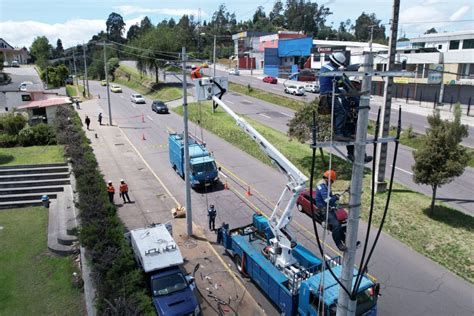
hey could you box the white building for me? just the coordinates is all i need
[0,38,30,64]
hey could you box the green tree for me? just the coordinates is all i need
[107,57,120,81]
[106,12,126,43]
[269,1,285,28]
[287,99,331,143]
[126,24,140,41]
[30,36,53,69]
[41,64,69,87]
[55,38,64,58]
[354,12,386,44]
[424,27,437,34]
[412,106,469,214]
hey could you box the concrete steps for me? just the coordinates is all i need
[0,172,70,182]
[0,166,69,175]
[0,179,71,188]
[0,193,58,202]
[0,185,65,196]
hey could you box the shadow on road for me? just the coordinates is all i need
[423,205,474,231]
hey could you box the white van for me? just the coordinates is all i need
[284,85,305,96]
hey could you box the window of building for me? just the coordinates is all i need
[449,40,460,50]
[462,39,474,49]
[423,65,430,78]
[406,64,416,72]
[313,54,321,62]
[21,95,32,101]
[32,108,46,116]
[416,64,424,78]
[412,42,425,49]
[437,44,443,50]
[459,63,474,79]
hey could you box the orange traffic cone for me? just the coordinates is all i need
[142,133,146,140]
[246,186,252,196]
[224,181,229,190]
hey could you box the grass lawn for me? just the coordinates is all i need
[114,65,182,102]
[0,207,84,314]
[0,145,65,166]
[174,102,474,283]
[66,85,76,97]
[228,82,306,111]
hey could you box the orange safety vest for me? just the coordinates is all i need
[119,183,128,193]
[107,184,115,193]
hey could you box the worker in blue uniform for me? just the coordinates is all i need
[319,52,372,163]
[315,170,346,251]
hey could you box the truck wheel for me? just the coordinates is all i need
[234,255,243,274]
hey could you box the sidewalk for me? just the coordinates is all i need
[76,99,264,316]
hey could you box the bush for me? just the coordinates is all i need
[0,113,27,135]
[0,133,18,147]
[18,124,56,146]
[54,106,152,314]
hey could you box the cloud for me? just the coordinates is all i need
[0,17,143,49]
[449,5,471,21]
[113,5,205,17]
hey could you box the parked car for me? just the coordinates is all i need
[110,84,122,93]
[284,85,305,96]
[304,83,320,93]
[100,80,107,86]
[3,61,10,67]
[130,94,146,104]
[65,76,74,85]
[228,68,240,76]
[262,76,278,84]
[11,60,19,67]
[18,81,33,91]
[296,189,317,216]
[151,100,169,114]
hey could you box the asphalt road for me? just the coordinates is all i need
[87,80,473,316]
[0,65,43,92]
[202,66,474,148]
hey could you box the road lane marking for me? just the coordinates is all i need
[259,113,271,119]
[279,112,292,118]
[146,115,154,121]
[226,100,234,104]
[391,165,413,175]
[118,128,250,292]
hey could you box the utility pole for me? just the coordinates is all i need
[438,52,445,105]
[82,42,89,98]
[374,0,400,193]
[72,47,78,86]
[336,52,373,316]
[182,47,193,237]
[212,35,217,113]
[99,40,113,126]
[250,37,253,76]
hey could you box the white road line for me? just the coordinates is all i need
[244,99,253,104]
[259,113,271,119]
[219,171,228,178]
[226,100,234,104]
[146,115,154,121]
[391,165,413,175]
[279,112,292,118]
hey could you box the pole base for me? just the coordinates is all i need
[375,181,387,193]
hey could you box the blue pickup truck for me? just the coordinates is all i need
[168,133,219,188]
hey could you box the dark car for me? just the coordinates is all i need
[262,76,278,84]
[65,76,74,85]
[152,100,169,114]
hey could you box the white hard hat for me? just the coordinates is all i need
[120,179,124,182]
[329,52,346,67]
[108,180,112,184]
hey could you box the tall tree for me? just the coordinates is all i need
[127,24,140,41]
[354,12,386,43]
[269,1,285,28]
[30,36,53,69]
[140,16,153,32]
[424,27,438,34]
[55,38,64,58]
[284,0,332,36]
[412,106,469,214]
[106,12,126,43]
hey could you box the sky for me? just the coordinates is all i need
[0,0,473,49]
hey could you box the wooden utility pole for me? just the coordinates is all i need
[374,0,400,193]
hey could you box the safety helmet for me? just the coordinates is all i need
[191,64,197,69]
[210,204,214,208]
[329,52,346,68]
[120,179,124,182]
[108,180,112,184]
[323,170,337,182]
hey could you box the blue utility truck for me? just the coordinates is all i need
[127,224,201,315]
[219,214,379,315]
[168,133,219,188]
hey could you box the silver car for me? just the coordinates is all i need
[130,94,145,103]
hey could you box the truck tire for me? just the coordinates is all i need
[234,255,243,274]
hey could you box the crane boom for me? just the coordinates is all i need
[212,95,309,269]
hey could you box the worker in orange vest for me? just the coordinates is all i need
[191,65,203,79]
[119,179,132,203]
[107,181,115,203]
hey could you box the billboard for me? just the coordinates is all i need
[428,64,443,84]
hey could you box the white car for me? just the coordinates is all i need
[284,85,305,96]
[304,83,320,93]
[228,68,240,76]
[130,94,146,104]
[11,60,19,67]
[18,81,33,91]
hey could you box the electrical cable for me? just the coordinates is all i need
[351,107,381,299]
[354,106,402,293]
